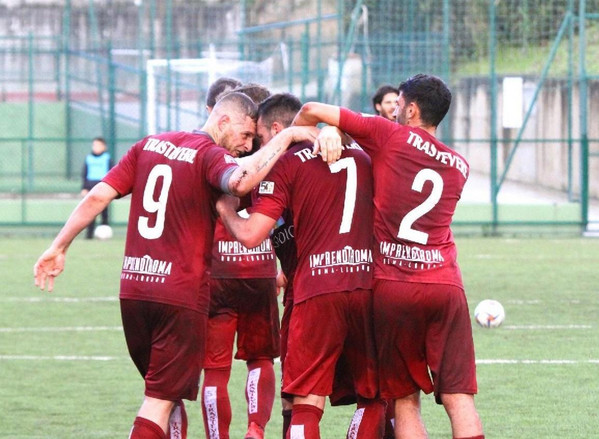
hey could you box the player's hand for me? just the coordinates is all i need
[313,125,343,165]
[33,247,66,292]
[283,126,320,145]
[275,270,287,297]
[216,194,241,216]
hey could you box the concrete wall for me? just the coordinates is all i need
[452,77,598,199]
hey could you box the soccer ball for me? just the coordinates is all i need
[93,224,113,240]
[474,299,505,328]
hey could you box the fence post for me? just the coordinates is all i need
[64,0,73,179]
[579,0,589,229]
[489,0,499,234]
[301,27,309,102]
[107,42,116,160]
[27,32,35,192]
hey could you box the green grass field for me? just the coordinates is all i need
[1,236,599,438]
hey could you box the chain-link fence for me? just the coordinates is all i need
[0,0,597,233]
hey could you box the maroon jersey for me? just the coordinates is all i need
[102,131,238,313]
[270,208,297,305]
[252,141,374,304]
[210,187,277,279]
[339,108,469,288]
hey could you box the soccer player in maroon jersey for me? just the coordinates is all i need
[216,135,385,438]
[256,94,387,439]
[292,73,485,439]
[201,84,281,439]
[32,92,319,439]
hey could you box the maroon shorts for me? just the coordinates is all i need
[282,290,378,400]
[280,300,356,405]
[204,277,280,369]
[120,299,207,401]
[373,280,478,403]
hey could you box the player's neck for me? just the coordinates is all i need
[407,120,436,137]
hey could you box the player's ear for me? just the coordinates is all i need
[217,114,231,132]
[271,121,284,136]
[407,101,418,121]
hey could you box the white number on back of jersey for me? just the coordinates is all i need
[138,164,173,239]
[329,157,357,234]
[397,168,443,245]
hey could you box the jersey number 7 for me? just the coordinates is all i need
[329,157,357,234]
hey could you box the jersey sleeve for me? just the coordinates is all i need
[251,154,292,222]
[201,144,239,193]
[102,140,141,196]
[338,108,393,158]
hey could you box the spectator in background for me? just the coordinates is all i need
[81,136,113,239]
[371,85,398,121]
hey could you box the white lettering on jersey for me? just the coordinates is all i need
[121,254,173,283]
[406,131,468,179]
[309,245,372,276]
[217,239,274,263]
[142,138,198,164]
[379,241,445,270]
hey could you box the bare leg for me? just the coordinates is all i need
[440,393,483,438]
[137,396,176,434]
[394,392,427,439]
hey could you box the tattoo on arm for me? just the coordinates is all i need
[257,149,279,172]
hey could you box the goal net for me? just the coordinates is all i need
[146,53,273,134]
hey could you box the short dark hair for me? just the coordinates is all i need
[231,82,271,104]
[213,91,258,122]
[206,77,242,108]
[258,93,302,129]
[371,84,398,112]
[93,136,106,144]
[398,74,451,127]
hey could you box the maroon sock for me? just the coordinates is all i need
[166,400,187,439]
[346,397,386,439]
[287,404,323,439]
[201,368,232,439]
[282,408,292,439]
[246,359,276,429]
[383,399,395,439]
[130,417,166,439]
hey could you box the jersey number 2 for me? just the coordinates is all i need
[397,168,443,245]
[138,164,173,239]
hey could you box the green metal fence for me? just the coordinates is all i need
[0,0,597,234]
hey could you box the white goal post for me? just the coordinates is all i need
[146,55,273,134]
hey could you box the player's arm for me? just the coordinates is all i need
[225,125,319,196]
[216,194,276,249]
[275,270,287,297]
[33,182,119,292]
[292,102,346,163]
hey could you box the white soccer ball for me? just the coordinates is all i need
[93,224,113,240]
[474,299,505,328]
